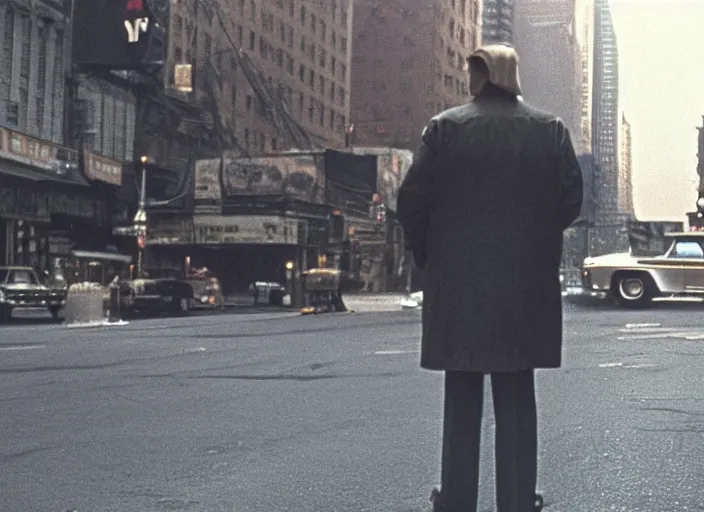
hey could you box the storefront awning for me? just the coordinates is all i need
[0,160,90,187]
[71,250,132,263]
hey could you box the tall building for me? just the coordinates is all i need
[166,0,354,155]
[591,0,625,253]
[513,0,582,152]
[482,0,516,44]
[349,0,482,150]
[619,113,634,214]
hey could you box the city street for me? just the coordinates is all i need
[1,305,704,512]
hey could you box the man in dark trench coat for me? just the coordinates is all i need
[397,44,583,511]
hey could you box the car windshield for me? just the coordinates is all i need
[9,270,37,284]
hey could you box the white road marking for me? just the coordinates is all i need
[0,345,45,352]
[599,362,656,369]
[625,323,661,329]
[373,350,418,355]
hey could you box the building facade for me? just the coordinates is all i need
[349,0,482,150]
[619,112,633,214]
[165,0,353,156]
[514,0,582,152]
[0,0,115,269]
[482,0,516,44]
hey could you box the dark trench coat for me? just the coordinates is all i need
[397,96,583,373]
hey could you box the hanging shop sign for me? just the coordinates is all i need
[193,215,299,245]
[83,147,123,186]
[0,127,77,175]
[147,217,193,245]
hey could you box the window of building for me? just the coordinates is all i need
[311,14,316,33]
[308,69,314,88]
[244,128,250,146]
[319,105,325,127]
[340,64,346,81]
[300,5,306,24]
[308,97,315,122]
[250,0,256,22]
[280,21,286,42]
[299,64,305,81]
[329,109,335,129]
[288,0,294,17]
[249,30,256,51]
[300,35,306,53]
[286,55,294,74]
[299,92,304,113]
[320,21,326,41]
[246,94,253,111]
[319,48,327,67]
[341,37,347,54]
[287,26,294,48]
[272,137,278,150]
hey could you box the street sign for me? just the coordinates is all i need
[137,233,146,249]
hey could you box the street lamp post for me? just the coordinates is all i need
[134,155,148,277]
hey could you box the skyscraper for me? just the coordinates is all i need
[482,0,516,44]
[349,0,482,150]
[592,0,625,252]
[619,113,634,214]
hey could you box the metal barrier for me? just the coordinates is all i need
[64,282,106,325]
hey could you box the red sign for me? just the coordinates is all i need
[126,0,144,11]
[137,233,146,249]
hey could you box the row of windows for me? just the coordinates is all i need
[238,27,347,86]
[257,6,348,58]
[1,7,64,144]
[271,0,349,28]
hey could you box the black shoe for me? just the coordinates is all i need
[429,487,446,511]
[534,493,544,510]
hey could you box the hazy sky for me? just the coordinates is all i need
[611,0,704,221]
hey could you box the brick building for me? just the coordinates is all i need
[349,0,482,150]
[166,0,353,155]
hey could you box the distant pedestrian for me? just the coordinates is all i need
[397,44,583,511]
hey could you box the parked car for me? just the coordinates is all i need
[0,266,67,321]
[117,267,194,317]
[581,231,704,308]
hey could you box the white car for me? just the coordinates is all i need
[581,231,704,308]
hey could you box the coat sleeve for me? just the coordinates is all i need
[397,120,443,270]
[555,121,584,231]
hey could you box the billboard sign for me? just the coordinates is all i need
[222,155,325,203]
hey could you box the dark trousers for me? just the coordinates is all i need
[440,370,538,511]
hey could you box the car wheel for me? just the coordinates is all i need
[614,273,653,308]
[172,297,190,316]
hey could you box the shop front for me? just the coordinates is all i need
[0,127,110,271]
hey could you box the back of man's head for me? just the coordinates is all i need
[468,44,521,97]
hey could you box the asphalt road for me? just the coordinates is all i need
[1,305,704,512]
